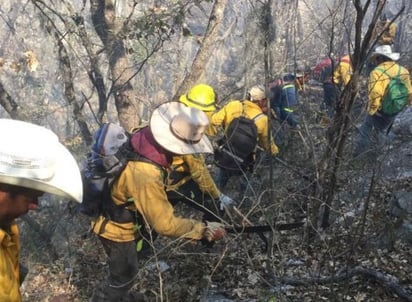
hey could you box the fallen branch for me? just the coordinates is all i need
[273,157,312,181]
[270,266,412,301]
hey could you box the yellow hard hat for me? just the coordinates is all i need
[179,84,216,112]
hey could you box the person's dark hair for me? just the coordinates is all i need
[0,183,35,199]
[375,54,391,64]
[283,74,296,82]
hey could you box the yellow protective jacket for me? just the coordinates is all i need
[333,55,352,86]
[368,61,412,115]
[167,154,220,199]
[375,20,397,45]
[92,161,206,242]
[211,100,279,156]
[0,223,21,302]
[204,111,217,137]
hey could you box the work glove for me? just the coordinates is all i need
[219,193,236,212]
[271,143,279,157]
[203,221,227,242]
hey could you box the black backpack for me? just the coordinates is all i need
[78,123,140,218]
[214,103,264,172]
[79,123,160,252]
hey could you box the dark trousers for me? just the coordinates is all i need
[216,167,251,195]
[91,238,139,301]
[355,112,395,155]
[272,106,298,147]
[322,82,338,117]
[279,107,298,128]
[166,179,222,222]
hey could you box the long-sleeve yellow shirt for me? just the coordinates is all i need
[375,20,397,45]
[0,223,21,302]
[92,161,205,242]
[204,111,217,137]
[211,100,279,155]
[368,61,412,115]
[333,55,352,86]
[167,154,220,199]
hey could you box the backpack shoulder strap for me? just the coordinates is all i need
[252,112,265,121]
[375,65,401,80]
[396,65,402,77]
[133,154,165,173]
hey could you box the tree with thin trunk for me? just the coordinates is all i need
[172,0,228,100]
[0,81,28,121]
[310,0,405,231]
[90,0,139,131]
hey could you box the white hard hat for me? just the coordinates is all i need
[248,85,266,101]
[0,119,83,203]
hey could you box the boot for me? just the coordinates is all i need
[90,281,128,302]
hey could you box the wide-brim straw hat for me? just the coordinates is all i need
[371,45,400,61]
[0,119,83,203]
[150,102,213,155]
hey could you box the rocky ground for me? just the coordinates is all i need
[18,83,412,302]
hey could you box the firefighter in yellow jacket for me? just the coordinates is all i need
[354,45,412,156]
[211,85,279,189]
[329,54,353,116]
[367,13,398,75]
[374,13,397,47]
[166,84,236,222]
[0,119,83,302]
[91,102,227,302]
[333,54,352,87]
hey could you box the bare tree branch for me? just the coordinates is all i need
[271,266,412,302]
[0,81,27,120]
[172,0,228,100]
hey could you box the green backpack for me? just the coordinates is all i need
[376,66,409,115]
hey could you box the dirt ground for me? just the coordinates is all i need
[18,84,412,302]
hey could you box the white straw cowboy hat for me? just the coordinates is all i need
[0,119,83,203]
[150,101,213,154]
[371,45,400,61]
